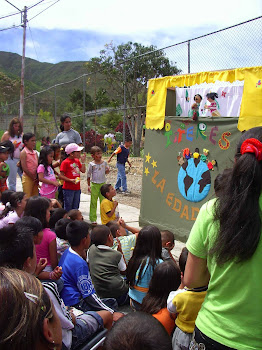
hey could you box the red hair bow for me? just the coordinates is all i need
[240,138,262,161]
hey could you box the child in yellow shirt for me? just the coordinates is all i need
[100,184,118,225]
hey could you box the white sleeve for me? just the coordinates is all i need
[167,289,185,313]
[86,163,92,179]
[118,255,126,271]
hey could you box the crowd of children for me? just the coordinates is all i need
[0,127,261,350]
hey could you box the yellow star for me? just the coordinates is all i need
[145,153,151,163]
[151,160,157,168]
[144,167,150,176]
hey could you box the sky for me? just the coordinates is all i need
[0,0,262,67]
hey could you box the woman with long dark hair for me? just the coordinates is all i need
[1,117,23,191]
[126,225,163,310]
[55,114,82,146]
[184,126,262,349]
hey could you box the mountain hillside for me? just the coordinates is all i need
[0,51,106,114]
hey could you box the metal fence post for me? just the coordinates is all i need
[188,40,190,74]
[123,66,126,143]
[83,76,86,149]
[34,95,36,135]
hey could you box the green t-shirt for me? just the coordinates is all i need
[186,197,262,350]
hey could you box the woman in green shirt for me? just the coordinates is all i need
[185,127,262,350]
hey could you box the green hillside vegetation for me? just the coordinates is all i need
[0,51,108,115]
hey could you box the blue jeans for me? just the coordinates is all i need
[63,189,81,211]
[71,311,104,350]
[115,162,127,192]
[6,157,22,191]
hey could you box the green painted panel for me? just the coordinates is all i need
[139,117,240,242]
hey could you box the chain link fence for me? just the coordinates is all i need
[0,16,261,139]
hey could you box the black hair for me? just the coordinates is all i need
[161,230,174,244]
[1,190,15,205]
[106,221,119,238]
[0,140,15,160]
[0,225,34,269]
[60,114,71,132]
[14,216,43,237]
[49,208,67,230]
[211,127,262,264]
[125,136,132,143]
[23,132,35,144]
[67,209,81,220]
[179,247,188,274]
[38,146,54,175]
[213,169,231,197]
[206,92,218,100]
[141,261,181,315]
[194,94,202,101]
[91,225,111,246]
[55,218,71,240]
[24,196,51,228]
[66,220,91,246]
[126,226,162,287]
[100,183,112,198]
[50,143,61,159]
[104,312,172,350]
[0,191,25,219]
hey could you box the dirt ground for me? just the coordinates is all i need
[81,155,143,209]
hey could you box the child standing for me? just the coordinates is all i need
[0,141,14,193]
[59,143,86,212]
[20,133,39,198]
[108,138,132,194]
[167,247,207,350]
[100,184,118,225]
[37,146,59,199]
[87,146,109,224]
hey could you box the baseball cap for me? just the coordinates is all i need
[65,143,84,154]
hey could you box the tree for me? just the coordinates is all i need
[70,88,94,111]
[88,42,181,156]
[0,72,20,114]
[38,109,53,136]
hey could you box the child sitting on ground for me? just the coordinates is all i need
[104,312,172,350]
[100,183,118,225]
[127,225,164,310]
[161,230,176,262]
[167,247,208,350]
[0,224,113,350]
[87,225,128,306]
[55,218,71,259]
[68,209,83,221]
[49,208,68,231]
[107,219,139,264]
[141,260,181,335]
[59,220,123,321]
[87,146,109,224]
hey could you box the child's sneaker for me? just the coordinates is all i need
[116,188,122,193]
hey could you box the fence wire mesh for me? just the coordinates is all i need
[0,16,261,138]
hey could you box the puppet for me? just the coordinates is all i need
[204,92,221,117]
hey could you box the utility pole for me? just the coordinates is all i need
[20,6,27,127]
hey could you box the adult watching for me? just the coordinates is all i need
[184,126,262,350]
[55,114,82,146]
[1,117,23,191]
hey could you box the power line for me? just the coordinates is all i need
[28,22,39,61]
[0,24,22,31]
[28,0,60,22]
[5,0,21,12]
[0,10,21,20]
[27,0,46,10]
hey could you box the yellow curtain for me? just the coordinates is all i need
[146,66,262,131]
